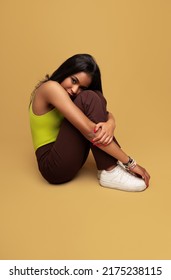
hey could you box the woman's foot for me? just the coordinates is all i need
[98,164,146,192]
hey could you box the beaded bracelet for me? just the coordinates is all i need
[124,157,137,170]
[119,157,137,171]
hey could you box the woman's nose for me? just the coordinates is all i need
[71,85,79,94]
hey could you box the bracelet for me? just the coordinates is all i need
[120,157,137,171]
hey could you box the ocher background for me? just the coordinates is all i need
[0,0,171,260]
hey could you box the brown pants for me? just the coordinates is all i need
[36,90,120,184]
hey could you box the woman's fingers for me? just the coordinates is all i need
[92,132,106,143]
[142,170,150,187]
[94,122,103,133]
[132,165,150,187]
[92,134,113,145]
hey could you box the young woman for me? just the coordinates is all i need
[29,54,150,191]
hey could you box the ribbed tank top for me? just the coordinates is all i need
[29,104,64,151]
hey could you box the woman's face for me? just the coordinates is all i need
[60,72,92,98]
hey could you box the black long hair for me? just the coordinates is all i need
[48,54,103,93]
[30,54,103,105]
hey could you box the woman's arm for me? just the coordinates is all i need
[93,112,116,145]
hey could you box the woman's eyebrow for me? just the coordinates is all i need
[73,75,79,83]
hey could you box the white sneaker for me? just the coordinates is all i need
[98,165,146,192]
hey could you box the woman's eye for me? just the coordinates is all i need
[71,77,77,84]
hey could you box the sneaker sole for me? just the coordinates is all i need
[99,179,146,192]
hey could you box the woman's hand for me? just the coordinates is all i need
[92,112,116,145]
[130,164,151,187]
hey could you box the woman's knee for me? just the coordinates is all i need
[74,90,107,122]
[75,90,102,104]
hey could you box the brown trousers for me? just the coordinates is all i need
[36,90,120,184]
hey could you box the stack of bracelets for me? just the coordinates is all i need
[119,156,137,171]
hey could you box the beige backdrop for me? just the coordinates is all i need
[0,0,171,260]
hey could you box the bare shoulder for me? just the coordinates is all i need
[35,80,63,102]
[43,80,68,99]
[38,80,61,94]
[32,81,62,114]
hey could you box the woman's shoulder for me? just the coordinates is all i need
[32,81,61,114]
[40,80,61,91]
[34,80,62,99]
[34,80,66,108]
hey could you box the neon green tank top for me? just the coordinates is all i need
[29,104,64,151]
